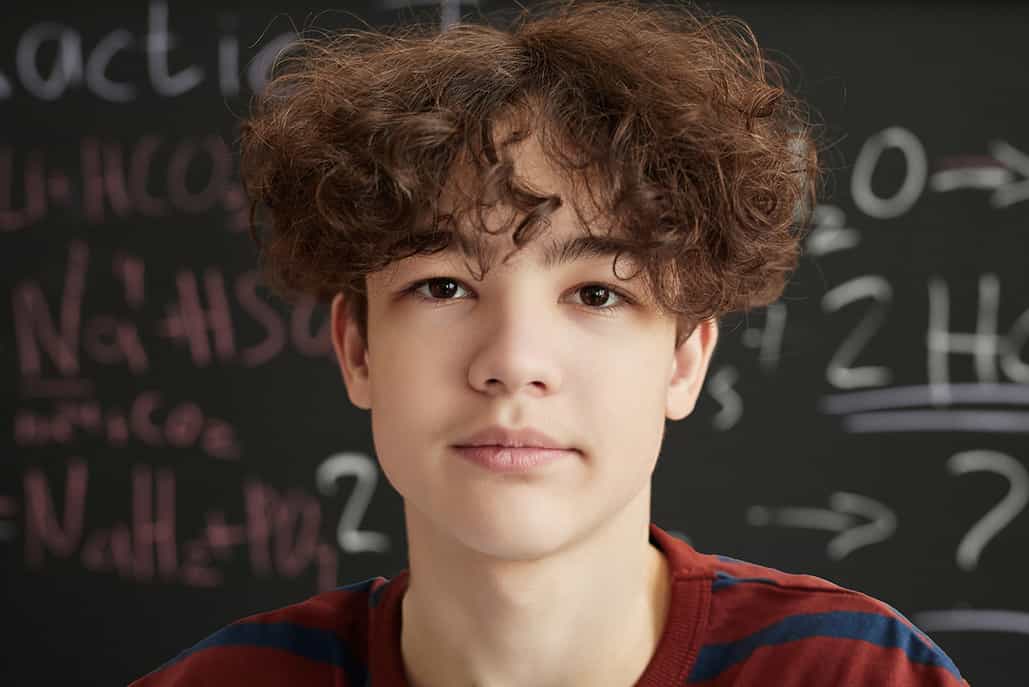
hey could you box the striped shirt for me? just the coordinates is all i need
[131,523,968,686]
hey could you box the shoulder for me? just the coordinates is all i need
[128,577,392,687]
[687,552,969,686]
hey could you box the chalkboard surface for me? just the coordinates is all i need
[2,2,1027,685]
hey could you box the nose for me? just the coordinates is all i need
[466,291,563,397]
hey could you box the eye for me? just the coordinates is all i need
[571,284,631,311]
[408,277,470,303]
[405,277,634,312]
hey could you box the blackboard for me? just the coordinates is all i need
[2,2,1026,685]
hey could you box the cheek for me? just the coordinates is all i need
[365,331,458,480]
[368,342,438,431]
[579,339,671,459]
[584,333,672,398]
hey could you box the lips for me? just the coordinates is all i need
[454,424,572,451]
[452,445,575,474]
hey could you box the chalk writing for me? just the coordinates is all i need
[0,136,248,231]
[14,392,241,459]
[11,241,333,385]
[947,450,1028,571]
[915,609,1029,636]
[706,365,743,431]
[746,491,896,560]
[745,449,1028,569]
[1,2,294,102]
[315,452,391,554]
[10,457,394,592]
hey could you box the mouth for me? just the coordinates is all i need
[452,445,577,473]
[455,424,572,452]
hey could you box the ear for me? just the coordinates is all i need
[330,292,372,410]
[666,318,719,421]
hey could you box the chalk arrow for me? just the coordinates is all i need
[929,141,1029,208]
[988,140,1029,207]
[746,491,896,560]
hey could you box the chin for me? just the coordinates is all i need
[449,515,573,561]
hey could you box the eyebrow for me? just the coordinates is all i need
[446,232,634,270]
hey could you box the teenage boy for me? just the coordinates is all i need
[132,1,968,685]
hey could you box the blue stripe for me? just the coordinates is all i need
[370,583,388,608]
[335,575,395,608]
[712,571,779,590]
[688,611,963,683]
[335,577,381,607]
[715,554,752,565]
[881,599,939,649]
[335,578,378,594]
[152,621,367,683]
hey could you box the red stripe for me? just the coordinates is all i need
[691,634,966,686]
[131,645,349,686]
[707,583,921,645]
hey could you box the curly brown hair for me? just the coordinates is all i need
[240,0,821,348]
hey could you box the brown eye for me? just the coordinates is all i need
[411,277,468,302]
[571,284,633,312]
[579,285,614,308]
[426,278,460,299]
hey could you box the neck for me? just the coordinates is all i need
[399,494,672,687]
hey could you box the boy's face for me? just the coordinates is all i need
[330,131,718,560]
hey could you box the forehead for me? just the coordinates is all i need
[433,121,632,263]
[371,115,649,291]
[378,223,641,283]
